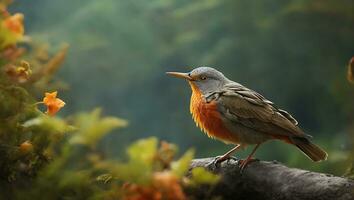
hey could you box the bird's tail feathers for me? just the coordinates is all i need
[291,137,328,162]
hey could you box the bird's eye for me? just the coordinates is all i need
[200,76,207,80]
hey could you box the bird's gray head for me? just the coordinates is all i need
[166,67,230,94]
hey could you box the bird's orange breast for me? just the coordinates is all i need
[189,82,239,144]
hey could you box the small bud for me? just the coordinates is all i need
[19,140,33,154]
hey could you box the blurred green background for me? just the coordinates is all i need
[11,0,354,174]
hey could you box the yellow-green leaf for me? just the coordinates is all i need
[69,108,127,147]
[23,115,74,136]
[190,167,220,186]
[127,137,158,165]
[171,148,195,177]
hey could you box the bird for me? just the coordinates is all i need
[166,67,327,170]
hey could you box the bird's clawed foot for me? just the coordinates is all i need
[225,156,238,164]
[238,157,259,173]
[206,155,238,170]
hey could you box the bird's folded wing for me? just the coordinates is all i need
[216,83,308,138]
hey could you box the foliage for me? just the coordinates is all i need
[12,0,353,176]
[0,0,71,188]
[15,135,219,200]
[0,1,220,199]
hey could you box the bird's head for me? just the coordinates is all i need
[167,67,229,95]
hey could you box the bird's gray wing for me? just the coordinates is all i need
[212,82,308,138]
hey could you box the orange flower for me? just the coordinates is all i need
[122,183,162,200]
[122,172,186,200]
[42,91,65,116]
[2,13,24,35]
[152,172,186,200]
[1,13,25,47]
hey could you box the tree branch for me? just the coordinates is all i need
[188,158,354,200]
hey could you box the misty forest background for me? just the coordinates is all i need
[11,0,354,175]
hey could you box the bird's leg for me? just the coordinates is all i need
[217,144,241,162]
[207,144,241,169]
[239,143,261,171]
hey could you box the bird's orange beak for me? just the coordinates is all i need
[166,72,193,80]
